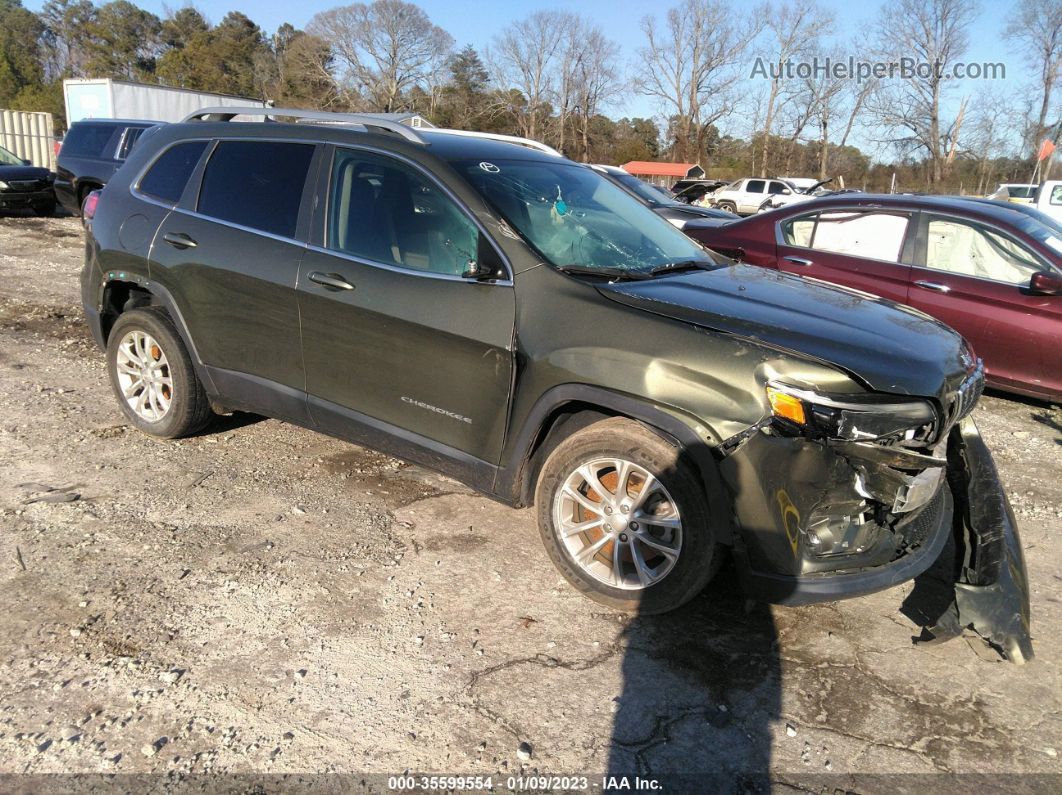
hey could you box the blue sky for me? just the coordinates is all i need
[28,0,1031,158]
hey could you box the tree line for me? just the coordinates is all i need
[0,0,1058,194]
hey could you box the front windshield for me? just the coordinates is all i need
[458,159,716,273]
[612,171,679,207]
[0,145,23,166]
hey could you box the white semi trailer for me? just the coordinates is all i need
[63,79,268,125]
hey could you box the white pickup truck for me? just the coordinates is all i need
[1034,180,1062,222]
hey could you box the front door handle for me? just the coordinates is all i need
[784,256,813,267]
[162,232,197,249]
[914,280,951,293]
[309,271,355,291]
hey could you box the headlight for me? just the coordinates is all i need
[0,181,8,190]
[766,382,936,442]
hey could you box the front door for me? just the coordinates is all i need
[906,213,1062,396]
[297,146,515,468]
[774,208,915,304]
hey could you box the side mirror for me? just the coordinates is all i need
[1029,270,1062,295]
[781,188,792,195]
[21,158,31,166]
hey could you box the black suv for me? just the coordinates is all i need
[56,118,157,215]
[80,108,1031,660]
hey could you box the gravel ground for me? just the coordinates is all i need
[0,213,1060,790]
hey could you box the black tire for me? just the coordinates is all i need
[105,308,213,438]
[33,199,56,217]
[534,417,724,614]
[716,201,737,214]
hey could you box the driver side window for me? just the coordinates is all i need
[327,149,480,277]
[924,216,1042,285]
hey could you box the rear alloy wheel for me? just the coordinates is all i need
[106,308,213,438]
[535,417,723,614]
[716,201,737,214]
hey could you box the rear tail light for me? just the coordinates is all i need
[82,190,101,224]
[54,139,62,157]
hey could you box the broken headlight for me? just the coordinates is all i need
[766,383,936,443]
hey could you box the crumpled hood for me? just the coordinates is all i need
[597,265,972,399]
[0,165,51,182]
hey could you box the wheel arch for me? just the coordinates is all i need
[499,385,735,543]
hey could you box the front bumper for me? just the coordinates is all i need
[0,188,54,208]
[722,417,1032,660]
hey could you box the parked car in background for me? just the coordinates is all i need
[669,178,728,204]
[706,177,798,215]
[988,183,1038,204]
[758,177,834,212]
[685,194,1062,401]
[0,144,56,215]
[77,107,1032,659]
[55,118,158,215]
[1034,180,1062,222]
[590,164,736,229]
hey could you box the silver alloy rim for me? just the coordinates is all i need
[115,330,173,422]
[553,457,683,590]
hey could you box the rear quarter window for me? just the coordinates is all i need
[137,141,208,203]
[61,124,119,158]
[197,140,315,238]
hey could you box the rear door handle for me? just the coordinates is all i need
[309,271,355,291]
[162,232,197,249]
[784,256,813,267]
[914,280,951,293]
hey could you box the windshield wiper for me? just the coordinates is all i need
[555,264,651,280]
[647,260,713,276]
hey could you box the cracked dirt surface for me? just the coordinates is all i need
[0,214,1060,789]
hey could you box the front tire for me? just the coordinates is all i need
[534,417,724,614]
[106,308,213,438]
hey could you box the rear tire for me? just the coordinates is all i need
[716,201,737,214]
[534,417,724,614]
[106,308,213,438]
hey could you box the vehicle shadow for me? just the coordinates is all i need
[197,411,266,436]
[605,569,781,791]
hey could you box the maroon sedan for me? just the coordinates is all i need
[686,194,1062,401]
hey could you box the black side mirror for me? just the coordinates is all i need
[21,158,31,166]
[1029,270,1062,295]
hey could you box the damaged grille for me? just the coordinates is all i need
[942,361,985,435]
[4,179,45,191]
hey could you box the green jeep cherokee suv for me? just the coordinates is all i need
[80,108,1031,661]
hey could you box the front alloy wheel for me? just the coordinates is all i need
[554,457,683,589]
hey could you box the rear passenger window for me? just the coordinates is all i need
[138,141,207,203]
[197,141,315,238]
[746,180,765,193]
[61,124,118,158]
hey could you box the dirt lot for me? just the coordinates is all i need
[0,213,1060,790]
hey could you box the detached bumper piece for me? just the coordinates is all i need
[918,417,1034,664]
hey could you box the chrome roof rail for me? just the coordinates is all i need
[427,128,563,157]
[180,107,428,145]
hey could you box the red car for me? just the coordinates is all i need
[686,194,1062,401]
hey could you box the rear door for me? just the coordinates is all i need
[774,208,915,304]
[739,179,766,214]
[907,212,1062,396]
[150,138,320,416]
[297,145,515,469]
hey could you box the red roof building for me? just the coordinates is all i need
[621,161,705,180]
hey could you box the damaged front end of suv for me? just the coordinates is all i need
[719,361,1032,663]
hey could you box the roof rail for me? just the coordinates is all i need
[181,106,428,145]
[427,128,563,157]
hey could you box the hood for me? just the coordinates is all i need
[0,165,52,182]
[597,265,971,400]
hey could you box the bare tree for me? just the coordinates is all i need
[570,26,623,161]
[487,11,567,140]
[308,0,454,113]
[1004,0,1062,153]
[870,0,980,184]
[963,89,1021,194]
[756,0,834,176]
[635,0,764,163]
